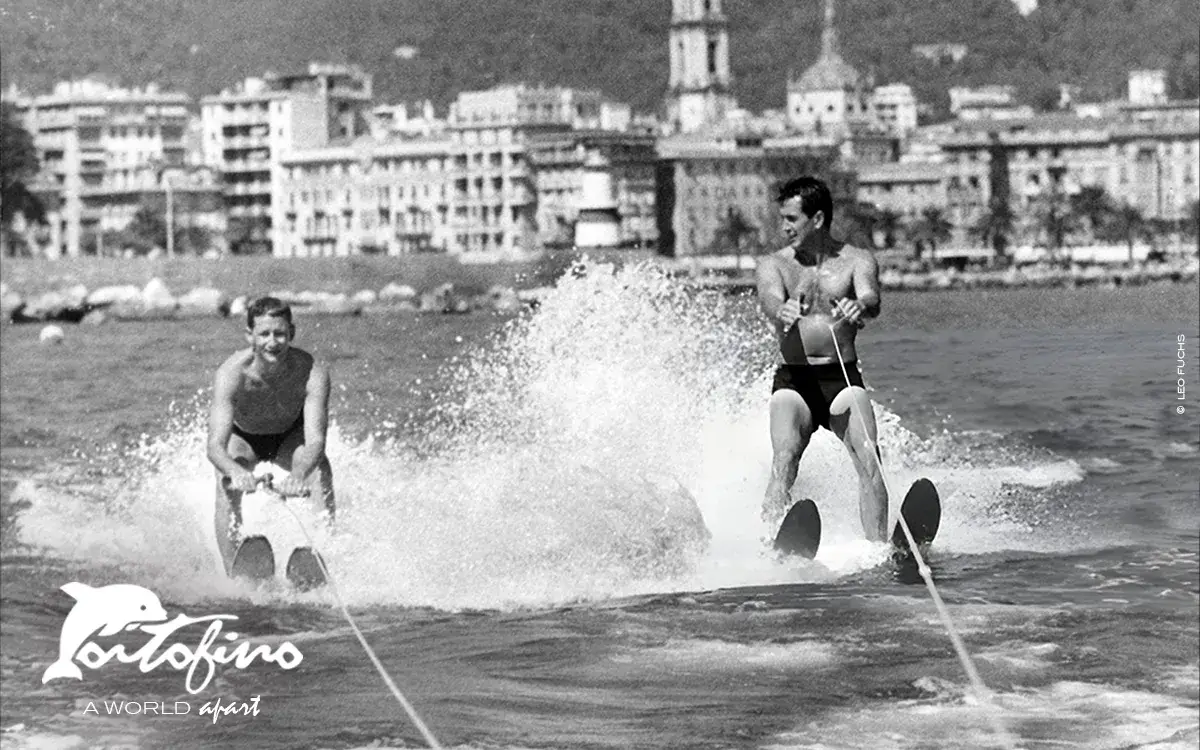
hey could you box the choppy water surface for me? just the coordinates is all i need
[1,263,1197,749]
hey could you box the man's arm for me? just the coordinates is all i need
[756,255,798,327]
[831,249,881,326]
[207,364,256,488]
[288,360,331,482]
[852,249,882,319]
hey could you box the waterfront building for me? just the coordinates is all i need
[933,79,1199,244]
[527,129,658,250]
[445,84,639,256]
[274,84,645,258]
[666,0,736,134]
[8,79,212,257]
[855,161,947,225]
[277,137,451,257]
[655,133,847,257]
[200,63,374,255]
[445,85,566,256]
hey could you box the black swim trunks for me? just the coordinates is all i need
[231,416,304,462]
[772,361,864,430]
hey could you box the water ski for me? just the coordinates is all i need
[890,478,941,562]
[773,498,822,559]
[230,535,275,581]
[286,547,327,592]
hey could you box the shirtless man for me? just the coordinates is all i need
[206,296,334,572]
[755,176,887,542]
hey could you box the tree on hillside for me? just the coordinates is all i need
[1,101,46,257]
[3,0,1195,116]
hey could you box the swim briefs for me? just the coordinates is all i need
[771,361,864,430]
[231,416,304,462]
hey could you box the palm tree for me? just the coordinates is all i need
[1110,204,1146,264]
[1068,186,1117,244]
[722,206,757,271]
[875,208,902,250]
[1184,199,1200,252]
[1032,185,1077,263]
[837,201,880,249]
[970,198,1014,263]
[912,207,953,258]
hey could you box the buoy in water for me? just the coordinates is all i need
[39,325,65,345]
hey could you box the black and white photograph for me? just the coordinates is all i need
[1,1,1197,748]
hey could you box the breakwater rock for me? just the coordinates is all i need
[2,277,533,325]
[878,258,1199,292]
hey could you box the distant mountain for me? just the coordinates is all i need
[1,0,1195,116]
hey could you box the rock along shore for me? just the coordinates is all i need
[0,278,536,326]
[2,256,1196,326]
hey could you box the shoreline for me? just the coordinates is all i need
[2,253,1197,326]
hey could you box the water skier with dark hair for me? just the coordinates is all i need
[755,176,888,542]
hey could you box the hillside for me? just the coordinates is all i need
[0,0,1196,115]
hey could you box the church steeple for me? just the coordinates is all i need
[786,0,867,134]
[666,0,736,133]
[821,0,839,60]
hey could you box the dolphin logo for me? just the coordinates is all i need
[41,582,169,684]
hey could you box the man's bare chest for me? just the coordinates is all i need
[780,258,855,302]
[233,371,305,415]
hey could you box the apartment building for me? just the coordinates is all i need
[527,129,658,250]
[445,84,630,256]
[9,79,219,257]
[200,63,373,255]
[277,137,451,257]
[934,96,1198,242]
[871,84,919,137]
[855,161,947,223]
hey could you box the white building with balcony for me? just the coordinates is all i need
[9,79,199,257]
[200,63,373,254]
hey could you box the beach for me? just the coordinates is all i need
[1,262,1197,749]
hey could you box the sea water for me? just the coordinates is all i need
[1,261,1197,749]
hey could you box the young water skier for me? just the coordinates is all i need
[206,296,335,573]
[755,176,888,542]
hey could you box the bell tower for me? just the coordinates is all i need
[667,0,735,133]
